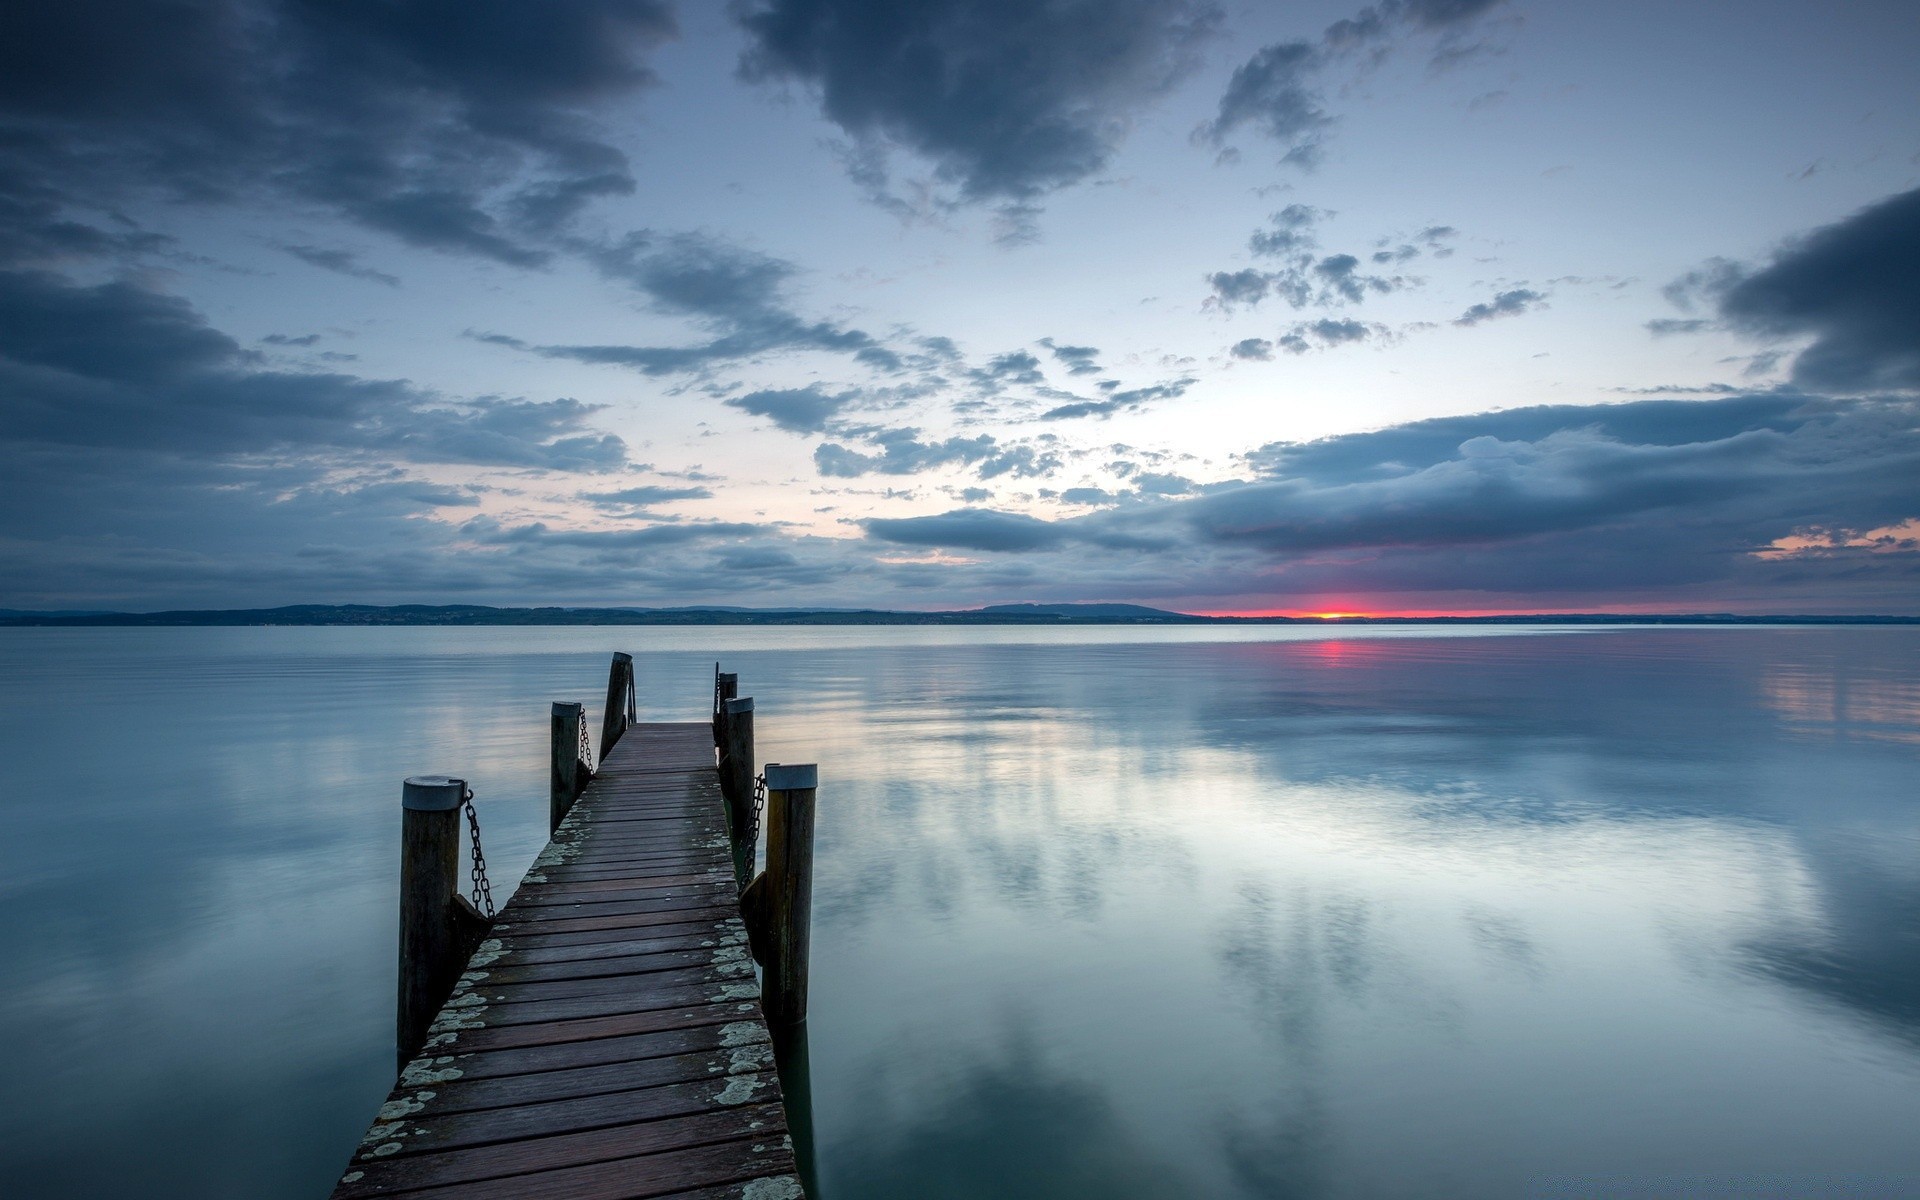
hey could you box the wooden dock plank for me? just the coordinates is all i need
[330,722,798,1198]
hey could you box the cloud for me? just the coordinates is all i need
[1231,337,1274,360]
[726,384,861,433]
[1646,318,1711,337]
[0,267,627,470]
[970,349,1046,390]
[279,244,399,287]
[1249,204,1326,257]
[1276,317,1384,353]
[864,508,1067,552]
[1206,242,1416,312]
[1201,0,1506,164]
[1372,224,1456,263]
[504,233,894,376]
[0,1,677,269]
[848,393,1920,609]
[1039,379,1192,420]
[1453,287,1543,326]
[815,426,1060,479]
[1040,338,1102,376]
[734,0,1219,219]
[1197,41,1330,164]
[1714,187,1920,392]
[581,484,713,509]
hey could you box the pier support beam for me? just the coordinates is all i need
[550,701,588,834]
[601,652,635,759]
[761,763,817,1026]
[719,696,756,888]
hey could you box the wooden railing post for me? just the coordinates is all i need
[761,762,817,1025]
[601,652,634,760]
[550,701,587,834]
[398,775,463,1070]
[719,696,756,888]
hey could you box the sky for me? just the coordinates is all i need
[1,0,1917,616]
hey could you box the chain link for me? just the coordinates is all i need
[462,785,495,918]
[746,772,767,854]
[577,714,595,776]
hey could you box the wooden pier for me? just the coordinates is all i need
[330,659,812,1199]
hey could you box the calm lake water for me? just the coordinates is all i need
[1,625,1917,1198]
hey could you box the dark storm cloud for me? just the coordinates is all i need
[1715,187,1920,392]
[0,1,677,269]
[1201,0,1505,164]
[506,233,895,376]
[0,268,627,470]
[855,394,1920,605]
[733,0,1219,215]
[1453,288,1543,326]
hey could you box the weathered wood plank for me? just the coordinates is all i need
[337,1104,786,1196]
[422,1019,769,1082]
[374,1135,796,1200]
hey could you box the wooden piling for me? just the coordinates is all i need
[761,762,817,1026]
[713,670,738,746]
[397,775,463,1070]
[719,695,756,888]
[600,651,635,759]
[550,700,587,835]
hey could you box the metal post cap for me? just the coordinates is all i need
[724,696,754,714]
[763,763,817,791]
[402,775,466,811]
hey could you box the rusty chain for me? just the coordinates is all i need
[461,785,495,918]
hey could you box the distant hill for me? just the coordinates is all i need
[975,603,1191,620]
[0,604,1913,627]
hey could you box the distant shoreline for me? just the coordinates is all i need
[1,603,1914,627]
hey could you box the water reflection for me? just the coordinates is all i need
[796,629,1920,1197]
[0,626,1916,1197]
[826,1022,1196,1199]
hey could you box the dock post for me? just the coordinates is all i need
[762,763,817,1025]
[550,701,588,834]
[398,775,464,1070]
[601,652,635,759]
[719,696,756,888]
[713,670,738,747]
